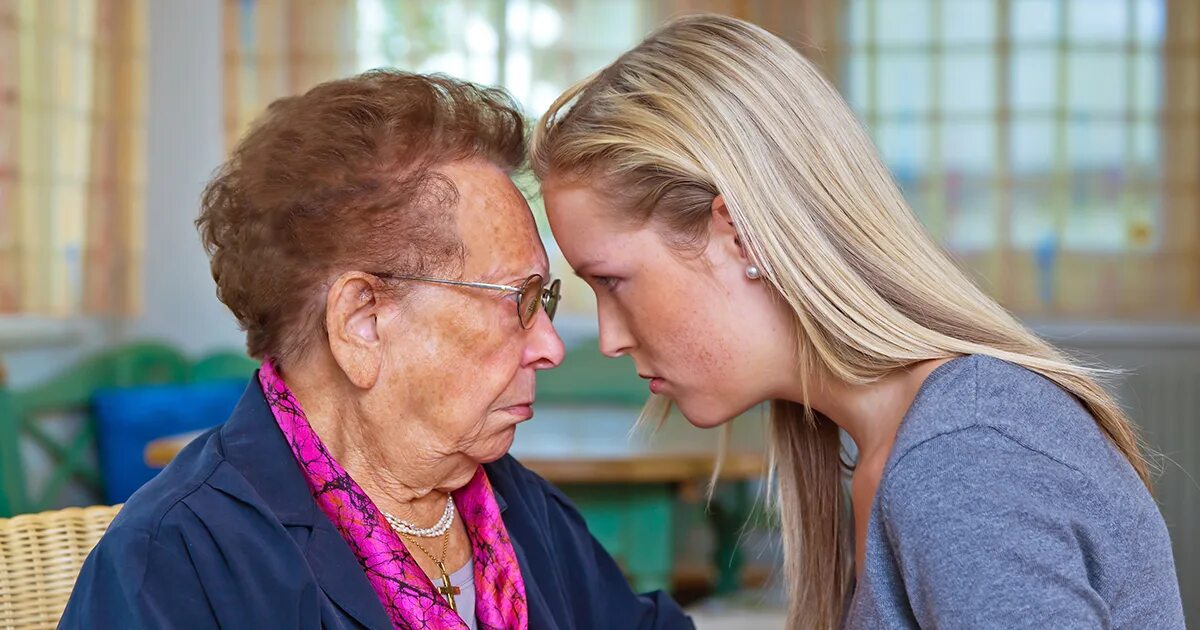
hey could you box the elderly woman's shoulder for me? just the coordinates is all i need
[101,428,283,557]
[483,453,551,496]
[483,454,581,520]
[106,434,220,527]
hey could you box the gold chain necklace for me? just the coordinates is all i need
[398,527,460,612]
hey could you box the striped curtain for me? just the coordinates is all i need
[1162,0,1200,317]
[653,0,843,78]
[0,0,146,317]
[222,0,358,151]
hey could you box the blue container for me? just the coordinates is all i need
[91,379,248,503]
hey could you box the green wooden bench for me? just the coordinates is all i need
[0,342,256,516]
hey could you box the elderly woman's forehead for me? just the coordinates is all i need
[433,159,515,207]
[458,212,547,274]
[440,159,546,274]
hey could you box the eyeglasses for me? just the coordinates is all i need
[371,272,561,329]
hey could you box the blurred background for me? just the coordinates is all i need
[0,0,1196,627]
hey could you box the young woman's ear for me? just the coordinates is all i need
[711,194,750,260]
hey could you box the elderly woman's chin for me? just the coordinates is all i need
[463,413,530,464]
[474,425,520,464]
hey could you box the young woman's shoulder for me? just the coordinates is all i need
[891,354,1142,494]
[868,355,1184,629]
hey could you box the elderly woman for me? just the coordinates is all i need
[61,71,692,630]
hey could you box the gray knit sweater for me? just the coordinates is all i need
[845,355,1184,629]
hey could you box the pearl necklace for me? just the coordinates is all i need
[383,496,456,538]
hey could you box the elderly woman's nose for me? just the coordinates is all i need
[524,310,565,369]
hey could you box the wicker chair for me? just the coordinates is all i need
[0,504,122,629]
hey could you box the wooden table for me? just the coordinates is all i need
[147,405,766,480]
[145,404,768,593]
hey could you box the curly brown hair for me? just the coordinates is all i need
[197,70,527,364]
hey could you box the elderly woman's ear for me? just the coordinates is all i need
[324,271,386,390]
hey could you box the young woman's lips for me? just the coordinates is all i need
[640,374,666,395]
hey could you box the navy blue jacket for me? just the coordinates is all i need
[60,380,693,629]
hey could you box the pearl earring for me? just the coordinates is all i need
[745,265,761,280]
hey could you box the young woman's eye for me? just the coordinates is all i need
[592,276,620,290]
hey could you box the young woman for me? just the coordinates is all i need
[531,14,1184,630]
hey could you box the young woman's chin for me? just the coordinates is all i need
[675,388,769,428]
[675,397,741,429]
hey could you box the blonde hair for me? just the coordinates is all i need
[531,14,1150,629]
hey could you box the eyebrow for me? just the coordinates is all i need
[500,269,552,286]
[571,260,603,278]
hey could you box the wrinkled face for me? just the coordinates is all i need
[376,159,564,468]
[542,179,795,428]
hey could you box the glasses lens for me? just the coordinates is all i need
[544,278,561,321]
[519,275,544,328]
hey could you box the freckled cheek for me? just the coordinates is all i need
[686,307,737,385]
[628,280,733,386]
[453,333,527,460]
[387,297,520,438]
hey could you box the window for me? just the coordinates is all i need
[842,0,1198,317]
[224,0,1199,319]
[845,0,1163,253]
[356,0,651,117]
[353,0,653,326]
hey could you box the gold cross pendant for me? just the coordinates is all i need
[435,561,461,612]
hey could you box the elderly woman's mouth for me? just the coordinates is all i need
[498,403,534,421]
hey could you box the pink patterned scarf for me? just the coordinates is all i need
[258,362,528,629]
